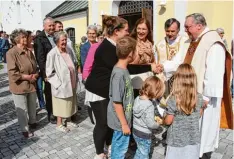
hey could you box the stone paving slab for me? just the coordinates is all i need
[0,63,233,159]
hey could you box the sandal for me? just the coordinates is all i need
[67,122,79,128]
[56,125,70,132]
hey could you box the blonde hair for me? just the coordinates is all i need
[172,64,197,115]
[116,36,137,59]
[139,76,165,99]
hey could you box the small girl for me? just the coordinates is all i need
[133,76,165,159]
[164,63,203,159]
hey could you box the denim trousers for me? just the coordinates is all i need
[111,130,130,159]
[2,49,8,63]
[36,76,46,108]
[133,134,151,159]
[0,51,2,61]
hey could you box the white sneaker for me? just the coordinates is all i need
[56,125,70,133]
[104,145,111,159]
[94,154,106,159]
[67,121,79,128]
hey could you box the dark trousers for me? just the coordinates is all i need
[90,99,113,154]
[36,76,46,108]
[2,49,8,63]
[87,106,95,124]
[200,152,212,159]
[44,81,53,116]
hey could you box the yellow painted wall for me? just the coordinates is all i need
[60,0,233,45]
[88,0,112,25]
[211,1,233,49]
[98,1,112,25]
[88,0,93,25]
[187,1,233,49]
[62,17,87,44]
[154,1,175,42]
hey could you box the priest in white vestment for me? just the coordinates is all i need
[154,18,187,64]
[157,13,232,159]
[154,18,187,103]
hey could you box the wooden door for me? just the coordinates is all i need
[142,8,153,30]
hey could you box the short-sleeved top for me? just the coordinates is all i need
[166,93,203,147]
[107,66,134,131]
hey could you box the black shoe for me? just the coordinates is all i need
[162,130,167,139]
[50,115,57,124]
[22,131,34,138]
[71,114,77,122]
[29,123,37,129]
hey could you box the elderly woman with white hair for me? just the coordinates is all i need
[216,28,228,50]
[46,31,78,132]
[7,29,38,138]
[80,25,98,70]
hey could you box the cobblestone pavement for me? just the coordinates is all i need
[0,63,233,159]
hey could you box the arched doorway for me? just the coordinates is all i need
[118,1,153,32]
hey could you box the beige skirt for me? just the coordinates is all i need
[52,92,77,118]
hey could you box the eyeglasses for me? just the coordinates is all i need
[184,25,195,30]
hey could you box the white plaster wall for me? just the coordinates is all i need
[0,0,63,34]
[174,0,187,36]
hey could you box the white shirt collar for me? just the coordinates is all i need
[106,37,116,46]
[195,27,210,41]
[166,35,181,45]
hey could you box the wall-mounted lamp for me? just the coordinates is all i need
[100,10,109,16]
[159,0,166,7]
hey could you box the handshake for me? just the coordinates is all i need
[151,63,164,74]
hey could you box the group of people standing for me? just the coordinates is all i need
[82,13,233,159]
[0,31,10,63]
[5,11,233,159]
[7,18,79,137]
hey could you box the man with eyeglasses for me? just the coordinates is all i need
[156,13,232,159]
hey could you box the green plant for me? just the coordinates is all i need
[0,64,3,70]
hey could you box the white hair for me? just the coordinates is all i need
[53,31,67,44]
[87,25,97,34]
[216,28,225,34]
[186,13,207,27]
[43,17,54,26]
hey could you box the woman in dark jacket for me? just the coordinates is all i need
[85,16,156,159]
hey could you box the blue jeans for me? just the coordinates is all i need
[0,51,2,61]
[111,130,130,159]
[133,134,151,159]
[36,76,45,108]
[2,49,8,63]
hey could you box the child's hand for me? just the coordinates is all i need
[155,116,163,125]
[200,108,204,117]
[122,124,131,135]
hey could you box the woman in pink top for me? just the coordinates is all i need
[82,42,101,80]
[82,31,104,80]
